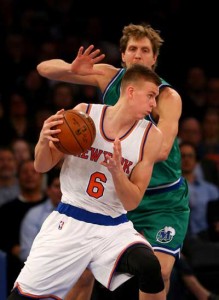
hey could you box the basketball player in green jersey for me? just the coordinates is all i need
[37,23,190,298]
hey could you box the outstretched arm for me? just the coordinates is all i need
[37,45,118,90]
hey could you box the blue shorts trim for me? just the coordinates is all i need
[153,246,181,259]
[56,202,129,226]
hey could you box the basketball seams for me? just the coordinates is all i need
[63,112,84,153]
[52,110,96,155]
[86,117,96,142]
[66,111,96,149]
[52,131,74,155]
[53,140,72,155]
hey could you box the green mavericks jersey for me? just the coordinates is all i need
[102,68,181,189]
[102,68,189,257]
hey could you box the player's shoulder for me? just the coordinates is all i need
[73,103,88,113]
[159,85,181,104]
[158,76,180,98]
[142,121,163,160]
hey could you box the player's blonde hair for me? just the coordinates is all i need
[120,64,161,93]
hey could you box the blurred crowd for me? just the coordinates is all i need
[0,1,219,299]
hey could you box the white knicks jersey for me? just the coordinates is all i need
[60,104,153,217]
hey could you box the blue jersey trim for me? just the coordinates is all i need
[56,202,128,226]
[145,177,184,195]
[102,68,124,103]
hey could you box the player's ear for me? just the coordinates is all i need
[152,54,157,68]
[121,52,125,63]
[127,85,134,98]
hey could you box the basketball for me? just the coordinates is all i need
[52,109,96,155]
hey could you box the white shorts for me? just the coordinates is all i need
[15,206,151,299]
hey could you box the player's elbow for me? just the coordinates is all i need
[158,151,169,161]
[34,161,49,173]
[37,62,48,77]
[157,144,171,161]
[124,198,141,211]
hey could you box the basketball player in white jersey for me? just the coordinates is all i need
[8,64,165,300]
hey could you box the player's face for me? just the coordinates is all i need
[0,150,17,178]
[180,145,197,173]
[131,81,158,119]
[19,161,43,190]
[122,37,157,69]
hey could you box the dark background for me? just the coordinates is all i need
[0,0,218,104]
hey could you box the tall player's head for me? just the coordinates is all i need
[120,23,164,70]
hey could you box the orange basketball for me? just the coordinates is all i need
[52,110,96,155]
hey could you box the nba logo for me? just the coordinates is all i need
[58,221,64,230]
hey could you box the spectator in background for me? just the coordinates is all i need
[46,81,101,124]
[59,34,81,63]
[168,253,219,300]
[0,32,36,101]
[200,199,219,242]
[0,147,19,207]
[201,109,219,155]
[178,117,219,186]
[17,69,50,114]
[199,109,219,174]
[18,8,51,47]
[19,168,61,262]
[180,142,219,236]
[77,85,102,104]
[82,17,120,66]
[182,199,219,296]
[10,138,33,167]
[31,107,53,144]
[0,159,47,295]
[180,66,207,121]
[48,81,77,112]
[206,77,219,113]
[178,117,203,151]
[1,91,35,145]
[37,40,60,66]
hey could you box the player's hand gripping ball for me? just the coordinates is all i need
[52,110,96,155]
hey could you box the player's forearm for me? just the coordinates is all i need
[34,140,55,173]
[37,59,71,80]
[112,173,143,211]
[156,120,178,161]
